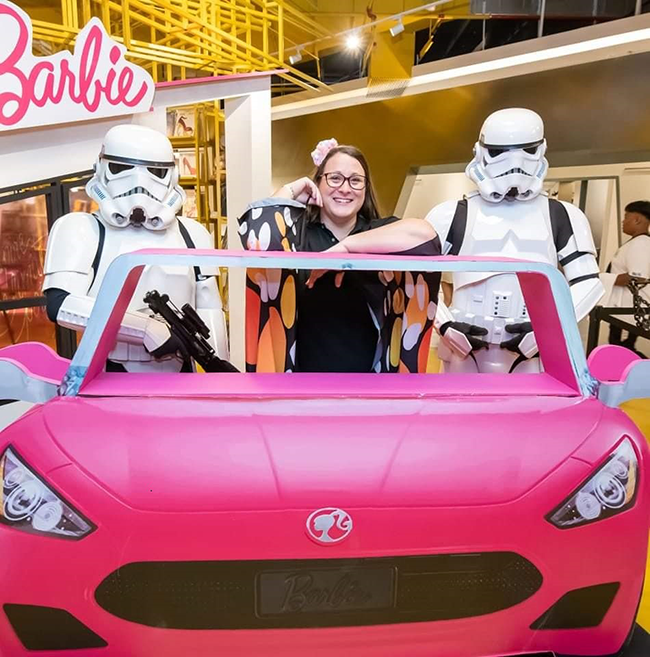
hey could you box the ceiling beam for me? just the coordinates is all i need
[273,13,650,119]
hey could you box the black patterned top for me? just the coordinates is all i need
[238,199,441,373]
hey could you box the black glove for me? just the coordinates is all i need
[440,321,489,351]
[499,322,534,357]
[149,333,188,360]
[205,356,240,373]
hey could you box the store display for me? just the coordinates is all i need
[165,104,226,245]
[176,149,197,177]
[183,189,198,218]
[0,195,55,349]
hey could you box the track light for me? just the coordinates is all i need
[390,19,405,37]
[346,34,362,50]
[289,49,303,65]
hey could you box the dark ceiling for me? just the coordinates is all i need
[416,0,650,65]
[289,1,650,87]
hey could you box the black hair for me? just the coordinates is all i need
[624,200,650,222]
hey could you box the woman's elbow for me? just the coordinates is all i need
[404,218,437,241]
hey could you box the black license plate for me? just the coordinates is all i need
[257,567,395,616]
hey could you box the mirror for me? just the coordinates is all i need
[587,344,642,382]
[597,359,650,407]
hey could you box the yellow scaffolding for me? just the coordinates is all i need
[167,100,228,292]
[28,0,329,91]
[25,2,331,253]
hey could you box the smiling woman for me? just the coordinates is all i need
[238,140,441,374]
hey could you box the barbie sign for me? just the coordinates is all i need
[0,1,154,132]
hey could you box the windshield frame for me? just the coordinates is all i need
[60,249,597,398]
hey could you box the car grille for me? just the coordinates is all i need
[95,551,543,629]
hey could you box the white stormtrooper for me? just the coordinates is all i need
[42,124,228,373]
[426,108,604,373]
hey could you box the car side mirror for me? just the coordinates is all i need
[0,343,68,404]
[589,346,650,407]
[587,345,641,382]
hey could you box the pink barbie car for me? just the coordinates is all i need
[0,250,649,657]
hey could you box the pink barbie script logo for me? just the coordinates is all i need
[0,1,154,132]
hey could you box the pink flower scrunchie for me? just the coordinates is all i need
[311,138,339,166]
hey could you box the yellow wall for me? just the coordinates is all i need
[272,51,650,216]
[622,399,650,631]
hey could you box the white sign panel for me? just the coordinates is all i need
[0,1,155,132]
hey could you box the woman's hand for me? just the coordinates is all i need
[306,241,348,289]
[273,177,323,206]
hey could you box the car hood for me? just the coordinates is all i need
[41,395,603,511]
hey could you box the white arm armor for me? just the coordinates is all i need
[425,202,472,357]
[425,201,471,357]
[433,299,472,357]
[517,331,539,359]
[42,212,171,352]
[43,212,98,291]
[556,202,605,321]
[180,217,230,359]
[424,200,459,255]
[56,294,171,352]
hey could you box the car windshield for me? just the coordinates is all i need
[55,250,593,399]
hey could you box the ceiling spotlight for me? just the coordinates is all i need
[390,19,405,37]
[346,34,362,50]
[289,50,303,65]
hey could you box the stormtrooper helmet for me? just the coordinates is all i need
[466,108,549,203]
[87,125,185,230]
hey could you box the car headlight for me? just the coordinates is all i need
[548,439,638,529]
[0,447,95,540]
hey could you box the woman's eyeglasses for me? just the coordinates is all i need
[323,172,367,191]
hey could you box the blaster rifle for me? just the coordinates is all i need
[143,290,238,373]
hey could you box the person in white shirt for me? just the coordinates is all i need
[601,200,650,353]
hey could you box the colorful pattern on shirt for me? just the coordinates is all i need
[238,202,441,373]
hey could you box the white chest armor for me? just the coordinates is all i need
[452,194,558,344]
[90,220,196,364]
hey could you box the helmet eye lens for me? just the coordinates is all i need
[108,162,134,175]
[487,148,505,158]
[485,143,541,158]
[148,167,169,179]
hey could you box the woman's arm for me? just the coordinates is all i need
[306,219,439,288]
[273,177,322,207]
[339,218,438,254]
